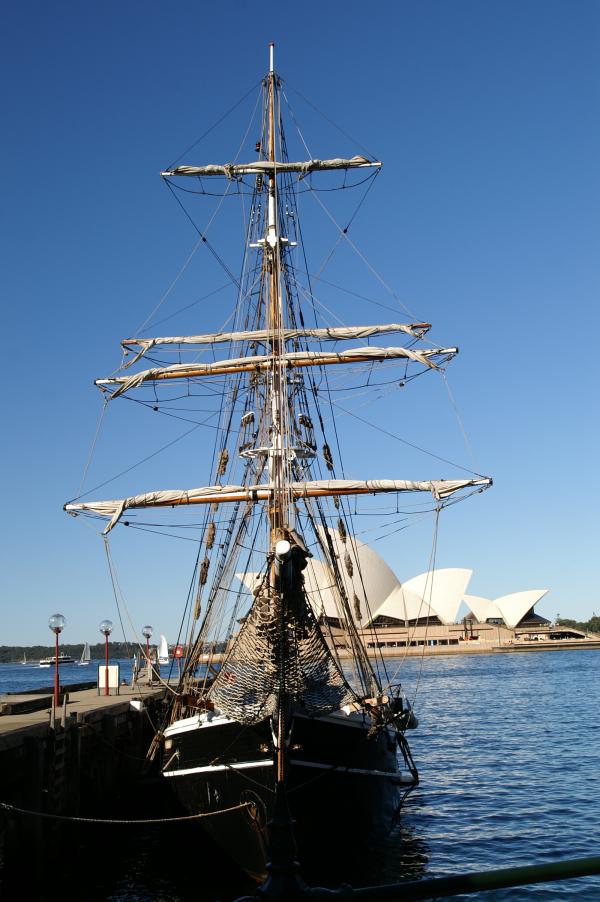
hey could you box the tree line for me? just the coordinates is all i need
[556,615,600,634]
[0,642,139,664]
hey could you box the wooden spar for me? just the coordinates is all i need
[97,347,457,395]
[64,478,493,526]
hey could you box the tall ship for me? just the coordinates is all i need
[64,45,491,881]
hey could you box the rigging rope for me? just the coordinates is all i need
[67,414,215,504]
[383,505,442,708]
[307,186,421,321]
[331,401,488,478]
[0,800,252,825]
[76,398,108,500]
[166,81,262,170]
[283,81,378,162]
[442,371,482,476]
[103,537,178,696]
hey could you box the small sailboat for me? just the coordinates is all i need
[64,43,492,883]
[78,641,91,666]
[21,652,28,665]
[158,635,169,666]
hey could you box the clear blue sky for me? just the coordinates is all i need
[1,1,598,645]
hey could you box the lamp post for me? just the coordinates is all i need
[48,613,66,709]
[99,619,113,696]
[142,624,153,672]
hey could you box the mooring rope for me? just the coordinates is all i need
[0,800,251,825]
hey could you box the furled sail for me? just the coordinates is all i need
[161,155,381,179]
[64,477,492,534]
[98,346,458,398]
[120,323,431,366]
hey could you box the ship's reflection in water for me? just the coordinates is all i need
[299,817,429,891]
[65,781,429,901]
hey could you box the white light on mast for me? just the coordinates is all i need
[269,42,274,73]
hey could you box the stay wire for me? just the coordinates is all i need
[164,180,241,291]
[382,506,442,703]
[165,80,262,170]
[309,273,416,318]
[308,186,421,321]
[139,281,231,332]
[442,371,482,476]
[102,537,136,664]
[67,417,210,504]
[75,398,108,500]
[313,169,380,281]
[103,537,179,696]
[331,401,489,478]
[158,80,263,314]
[284,81,379,162]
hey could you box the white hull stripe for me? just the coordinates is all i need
[164,759,272,777]
[291,759,412,780]
[163,758,413,782]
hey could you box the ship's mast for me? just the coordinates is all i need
[265,42,290,542]
[266,42,292,789]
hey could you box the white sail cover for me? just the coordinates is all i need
[121,323,431,366]
[65,477,492,534]
[161,155,381,179]
[98,346,457,398]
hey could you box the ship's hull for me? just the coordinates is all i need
[163,710,412,880]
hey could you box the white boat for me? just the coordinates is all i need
[158,635,169,665]
[78,641,91,666]
[39,653,75,667]
[64,43,492,883]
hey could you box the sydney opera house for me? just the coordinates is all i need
[240,529,586,654]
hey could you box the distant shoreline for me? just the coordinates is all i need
[357,638,600,658]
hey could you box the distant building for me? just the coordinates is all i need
[238,529,553,636]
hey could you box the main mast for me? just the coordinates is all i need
[265,42,293,790]
[265,42,290,542]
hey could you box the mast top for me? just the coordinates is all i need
[269,42,274,74]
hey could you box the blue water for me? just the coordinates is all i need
[1,649,598,899]
[0,658,136,694]
[387,649,600,899]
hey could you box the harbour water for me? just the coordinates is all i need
[1,648,599,900]
[0,658,137,694]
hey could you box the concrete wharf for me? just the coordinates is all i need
[0,681,167,898]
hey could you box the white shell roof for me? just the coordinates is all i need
[303,558,338,619]
[237,532,546,628]
[463,594,501,623]
[374,582,434,623]
[464,589,549,628]
[402,568,473,625]
[316,526,400,625]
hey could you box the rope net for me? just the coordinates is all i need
[208,577,357,724]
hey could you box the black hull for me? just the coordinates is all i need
[163,712,407,880]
